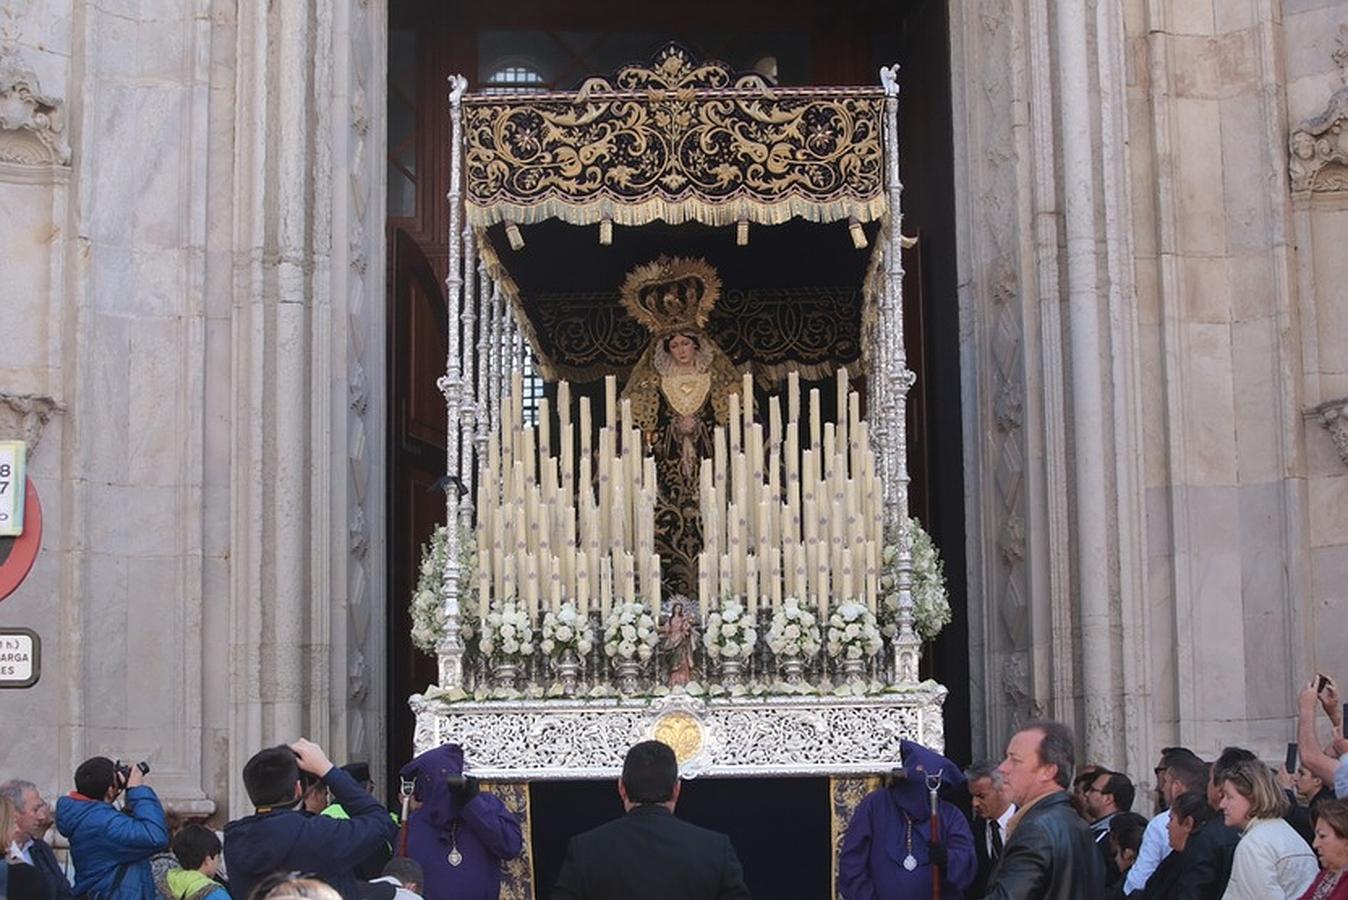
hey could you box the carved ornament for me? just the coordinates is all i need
[0,392,60,450]
[0,45,70,167]
[1310,397,1348,467]
[1289,85,1348,194]
[411,686,948,780]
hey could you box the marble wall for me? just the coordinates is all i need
[952,0,1348,789]
[0,0,388,818]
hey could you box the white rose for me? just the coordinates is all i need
[637,645,652,661]
[478,639,493,654]
[845,623,860,639]
[560,606,576,624]
[619,640,636,658]
[722,641,739,657]
[784,624,801,640]
[501,623,516,639]
[604,643,617,657]
[502,639,519,655]
[541,639,555,654]
[846,644,863,660]
[578,640,593,655]
[556,625,573,642]
[621,624,637,641]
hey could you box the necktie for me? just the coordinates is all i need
[990,819,1003,859]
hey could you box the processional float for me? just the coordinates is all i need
[409,42,946,862]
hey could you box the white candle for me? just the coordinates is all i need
[741,372,754,433]
[729,392,741,455]
[605,375,617,429]
[746,554,758,614]
[809,388,821,450]
[770,546,782,607]
[650,553,661,615]
[787,370,800,424]
[579,396,593,458]
[539,396,551,462]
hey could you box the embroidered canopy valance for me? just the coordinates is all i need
[463,44,887,229]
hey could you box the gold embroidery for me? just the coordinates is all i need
[660,372,712,417]
[464,45,886,229]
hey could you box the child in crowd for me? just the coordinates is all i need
[165,825,229,900]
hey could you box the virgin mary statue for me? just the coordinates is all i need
[619,257,740,600]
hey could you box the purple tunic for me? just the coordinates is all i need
[838,741,978,900]
[401,744,524,900]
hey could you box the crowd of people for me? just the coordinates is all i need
[2,674,1346,899]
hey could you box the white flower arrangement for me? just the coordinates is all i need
[825,600,883,661]
[410,524,480,656]
[540,602,594,659]
[602,602,657,663]
[766,597,822,658]
[880,517,952,642]
[703,600,758,660]
[477,599,535,662]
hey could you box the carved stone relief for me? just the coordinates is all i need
[1310,397,1348,467]
[1289,85,1348,194]
[0,392,60,450]
[0,41,70,168]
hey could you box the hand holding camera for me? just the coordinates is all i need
[115,760,150,790]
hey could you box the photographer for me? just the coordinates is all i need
[224,738,398,900]
[54,757,168,899]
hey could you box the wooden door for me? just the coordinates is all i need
[386,228,449,781]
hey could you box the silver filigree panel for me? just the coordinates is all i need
[411,687,947,780]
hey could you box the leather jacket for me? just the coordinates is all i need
[985,791,1106,900]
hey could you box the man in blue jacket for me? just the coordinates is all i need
[224,738,398,900]
[54,756,168,899]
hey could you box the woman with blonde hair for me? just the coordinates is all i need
[1218,759,1318,899]
[1300,799,1348,900]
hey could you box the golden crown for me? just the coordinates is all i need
[619,256,722,336]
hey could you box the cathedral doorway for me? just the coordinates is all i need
[384,0,968,820]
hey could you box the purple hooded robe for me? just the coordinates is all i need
[399,743,523,900]
[838,740,978,900]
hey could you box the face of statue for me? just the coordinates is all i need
[667,334,698,366]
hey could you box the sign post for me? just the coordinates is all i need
[0,628,40,688]
[0,441,25,536]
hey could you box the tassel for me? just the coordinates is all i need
[505,222,525,250]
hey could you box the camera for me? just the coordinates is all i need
[115,760,150,786]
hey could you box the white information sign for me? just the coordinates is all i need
[0,629,39,688]
[0,441,25,536]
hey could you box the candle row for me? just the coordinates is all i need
[475,374,660,623]
[697,368,883,617]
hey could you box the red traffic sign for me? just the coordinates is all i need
[0,478,42,602]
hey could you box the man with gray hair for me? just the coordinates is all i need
[965,761,1017,898]
[985,720,1104,899]
[0,778,74,899]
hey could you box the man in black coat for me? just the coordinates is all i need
[551,741,752,900]
[1,779,74,900]
[985,720,1105,900]
[965,762,1018,898]
[224,739,399,900]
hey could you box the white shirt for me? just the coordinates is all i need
[15,838,34,865]
[1124,809,1170,894]
[1221,817,1318,900]
[985,803,1017,859]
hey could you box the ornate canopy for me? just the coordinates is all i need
[464,43,887,229]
